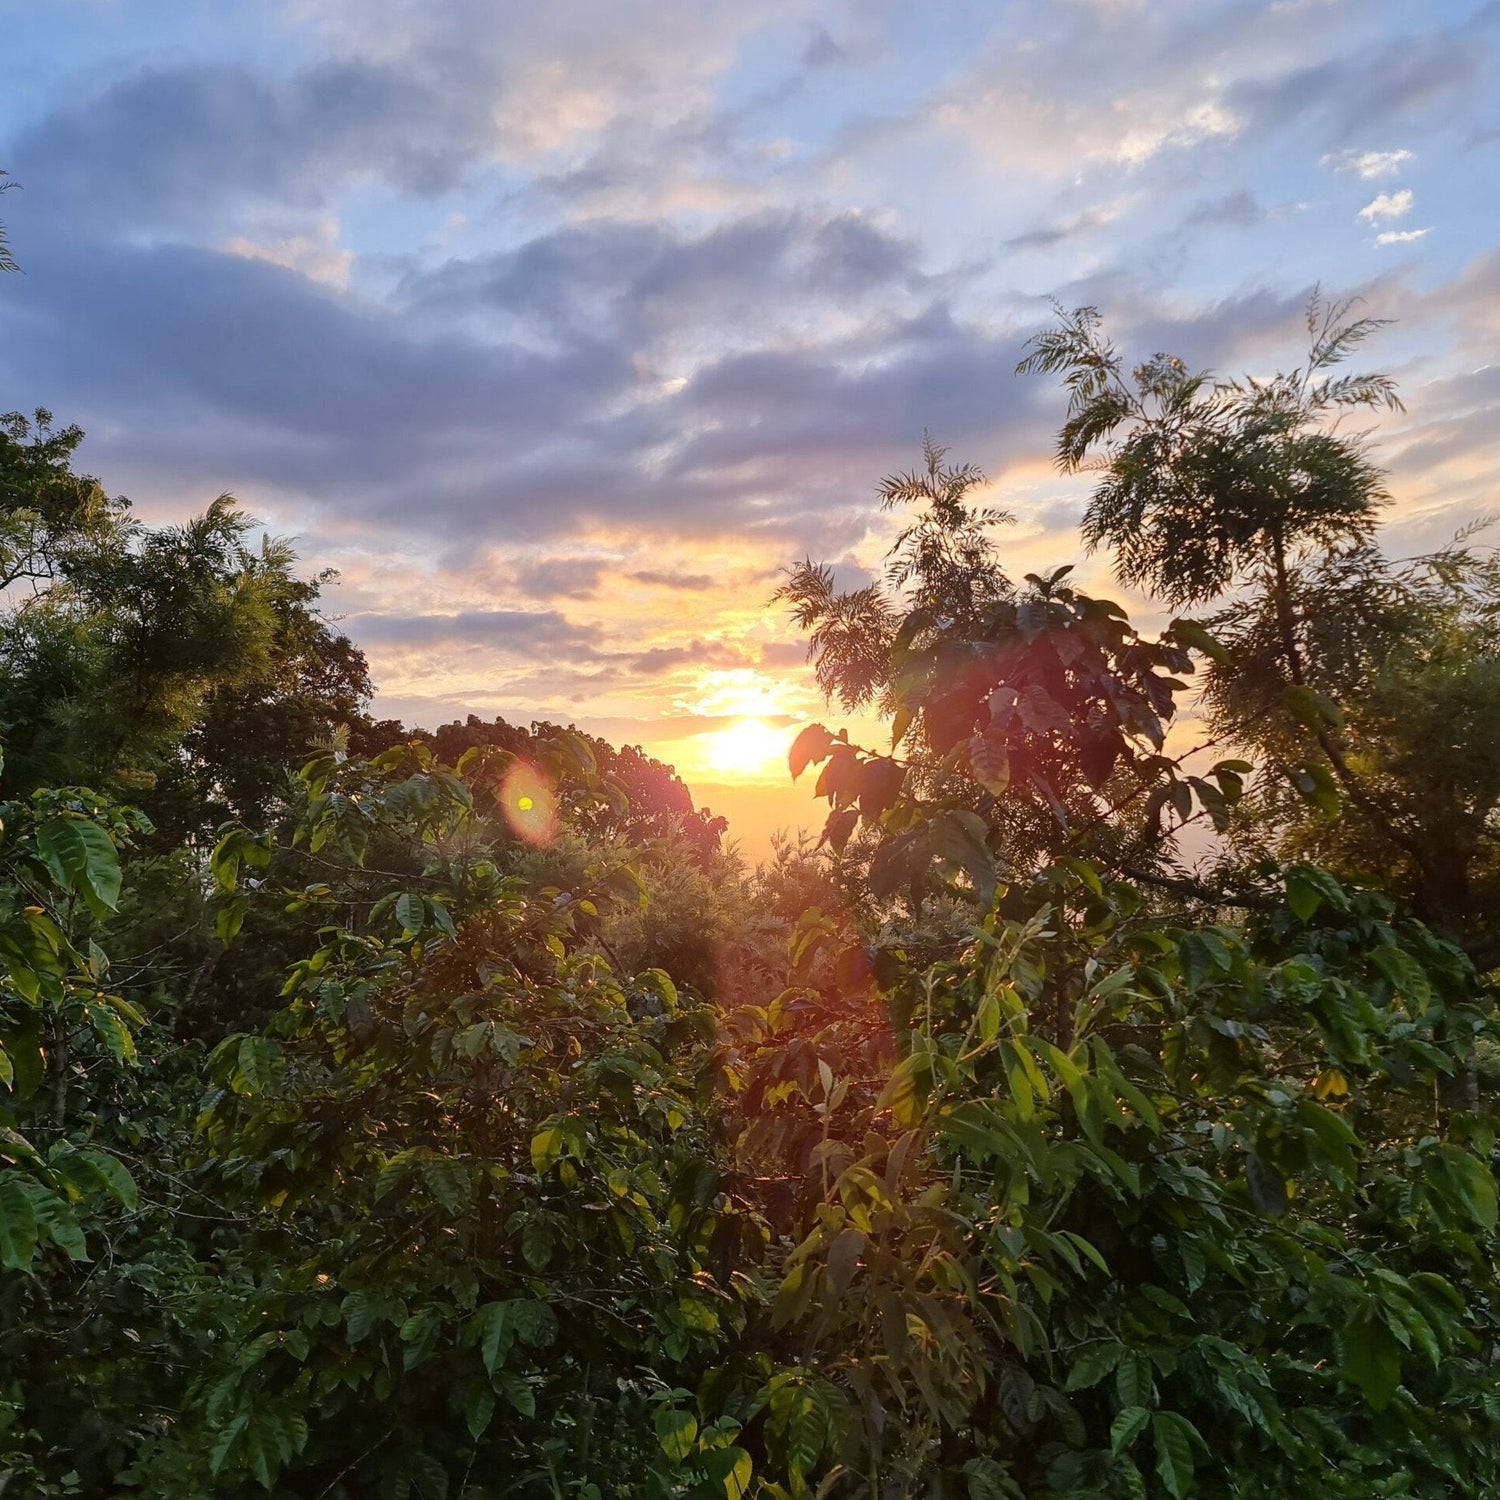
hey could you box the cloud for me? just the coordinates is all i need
[511,558,606,600]
[344,608,597,653]
[627,570,716,590]
[12,59,495,234]
[221,217,354,288]
[1359,190,1414,221]
[1376,228,1432,245]
[1323,148,1414,179]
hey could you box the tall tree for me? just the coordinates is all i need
[1019,297,1499,951]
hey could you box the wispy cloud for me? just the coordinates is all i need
[1376,227,1432,245]
[1324,148,1414,179]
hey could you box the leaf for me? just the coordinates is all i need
[27,1184,88,1261]
[215,896,248,944]
[1437,1147,1498,1231]
[209,1413,249,1479]
[0,1177,39,1270]
[824,1227,865,1302]
[1151,1412,1202,1499]
[1245,1153,1289,1217]
[422,1157,471,1214]
[1342,1303,1402,1410]
[968,731,1011,795]
[701,1445,754,1499]
[342,1292,380,1344]
[1115,1353,1153,1409]
[85,1002,134,1063]
[530,1125,564,1174]
[1167,617,1229,664]
[233,1037,279,1096]
[394,892,424,934]
[72,1149,138,1209]
[1289,760,1341,815]
[1110,1405,1150,1455]
[1064,1340,1125,1391]
[471,1302,514,1375]
[963,1457,1019,1500]
[857,756,907,820]
[789,724,835,780]
[1285,869,1324,923]
[1281,683,1345,731]
[655,1406,698,1462]
[498,1371,536,1417]
[1179,931,1233,991]
[464,1384,496,1441]
[1369,945,1432,1013]
[821,806,860,854]
[36,816,121,917]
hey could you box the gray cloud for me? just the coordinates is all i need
[344,608,596,652]
[512,558,605,600]
[12,60,492,233]
[627,570,717,591]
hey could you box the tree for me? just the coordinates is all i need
[0,417,372,835]
[0,409,127,594]
[1018,298,1499,952]
[779,442,1248,911]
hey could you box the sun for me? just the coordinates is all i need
[697,717,790,782]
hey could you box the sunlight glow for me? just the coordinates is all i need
[696,718,792,782]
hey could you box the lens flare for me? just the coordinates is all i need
[500,761,558,846]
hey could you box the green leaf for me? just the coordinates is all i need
[0,1177,39,1270]
[1115,1353,1153,1409]
[701,1445,754,1498]
[1285,869,1324,922]
[471,1302,514,1375]
[36,816,121,917]
[1369,945,1432,1013]
[655,1406,698,1462]
[1151,1413,1202,1499]
[1064,1340,1125,1391]
[85,1001,135,1063]
[73,1149,138,1209]
[233,1036,279,1096]
[1289,760,1341,815]
[1111,1405,1150,1455]
[1179,931,1233,991]
[1281,683,1345,731]
[498,1371,535,1417]
[342,1291,380,1344]
[464,1384,496,1441]
[215,896,248,944]
[26,1184,88,1261]
[394,892,424,934]
[422,1157,471,1214]
[209,1413,249,1479]
[1342,1303,1402,1410]
[530,1125,564,1174]
[1436,1147,1498,1231]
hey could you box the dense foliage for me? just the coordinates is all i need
[1,296,1496,1499]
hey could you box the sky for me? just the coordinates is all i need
[1,0,1497,858]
